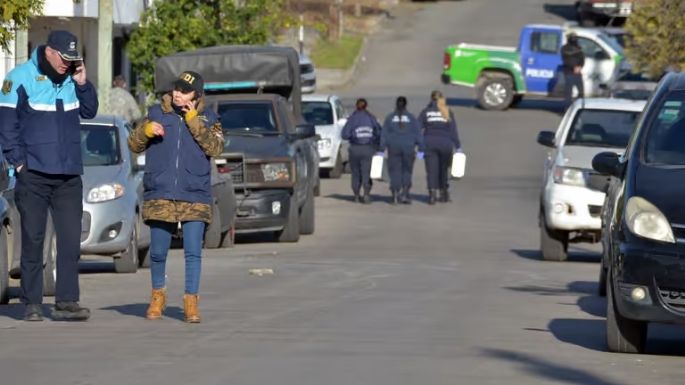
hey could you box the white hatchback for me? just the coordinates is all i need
[536,98,646,261]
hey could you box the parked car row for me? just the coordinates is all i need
[538,71,685,354]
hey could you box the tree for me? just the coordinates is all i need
[0,0,44,54]
[126,0,286,94]
[624,0,685,78]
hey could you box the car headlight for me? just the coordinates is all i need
[261,163,290,182]
[318,138,332,150]
[87,183,124,203]
[625,196,675,243]
[553,167,586,187]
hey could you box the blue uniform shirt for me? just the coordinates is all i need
[0,47,98,175]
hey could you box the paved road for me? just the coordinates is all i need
[2,1,685,384]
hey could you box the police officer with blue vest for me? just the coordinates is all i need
[0,31,98,321]
[419,90,461,205]
[381,96,422,204]
[342,98,381,204]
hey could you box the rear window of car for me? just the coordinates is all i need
[302,101,334,125]
[565,109,640,148]
[218,102,278,133]
[81,124,120,166]
[644,91,685,165]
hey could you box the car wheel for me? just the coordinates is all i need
[0,224,10,304]
[329,151,344,179]
[139,247,151,268]
[299,187,315,235]
[606,271,647,353]
[42,218,57,297]
[477,75,514,111]
[540,215,568,261]
[276,193,300,243]
[114,225,139,274]
[204,202,222,249]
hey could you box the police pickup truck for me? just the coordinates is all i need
[156,46,320,243]
[441,23,625,110]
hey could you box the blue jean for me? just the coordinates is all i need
[149,221,205,294]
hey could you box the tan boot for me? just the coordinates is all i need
[146,288,166,320]
[183,294,201,323]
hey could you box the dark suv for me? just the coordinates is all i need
[593,72,685,353]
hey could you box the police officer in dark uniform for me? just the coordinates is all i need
[381,96,422,204]
[419,90,461,205]
[561,33,585,108]
[342,98,381,204]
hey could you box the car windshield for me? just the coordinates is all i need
[302,101,334,125]
[565,109,639,148]
[218,102,278,134]
[81,124,120,166]
[644,91,685,165]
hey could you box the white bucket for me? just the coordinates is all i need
[370,154,384,180]
[451,152,466,179]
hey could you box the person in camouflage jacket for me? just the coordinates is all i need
[128,70,223,323]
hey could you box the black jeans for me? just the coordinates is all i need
[424,141,453,190]
[16,170,83,304]
[348,144,376,196]
[564,72,584,107]
[387,145,415,192]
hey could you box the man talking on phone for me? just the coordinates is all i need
[0,30,98,321]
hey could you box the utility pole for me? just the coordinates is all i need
[14,29,29,66]
[98,0,113,114]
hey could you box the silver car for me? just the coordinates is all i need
[300,53,317,94]
[79,115,150,273]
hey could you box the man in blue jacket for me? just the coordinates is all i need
[0,30,98,321]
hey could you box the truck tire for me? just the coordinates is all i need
[277,193,300,243]
[606,272,647,353]
[477,76,514,110]
[299,188,315,235]
[598,264,608,297]
[114,225,139,274]
[540,215,568,261]
[204,202,223,249]
[0,224,10,304]
[42,218,57,297]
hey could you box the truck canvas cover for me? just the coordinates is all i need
[155,45,302,117]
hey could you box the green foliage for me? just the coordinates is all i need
[127,0,286,93]
[311,34,363,70]
[624,0,685,78]
[0,0,43,54]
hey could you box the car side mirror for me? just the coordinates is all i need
[337,117,348,127]
[592,152,623,177]
[133,154,145,171]
[537,131,556,148]
[294,123,316,139]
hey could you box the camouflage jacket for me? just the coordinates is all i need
[128,94,224,223]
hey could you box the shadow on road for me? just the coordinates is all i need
[548,318,607,352]
[446,97,566,114]
[102,303,185,321]
[510,248,601,263]
[0,303,30,320]
[503,280,597,297]
[543,3,577,21]
[481,347,623,385]
[325,193,415,205]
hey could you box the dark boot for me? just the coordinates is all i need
[439,189,451,203]
[52,301,90,321]
[391,191,399,205]
[401,187,411,204]
[428,189,437,205]
[362,193,372,204]
[353,194,361,203]
[24,304,43,322]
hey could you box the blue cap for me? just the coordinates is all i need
[47,30,82,61]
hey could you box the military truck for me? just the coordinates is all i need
[156,46,320,243]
